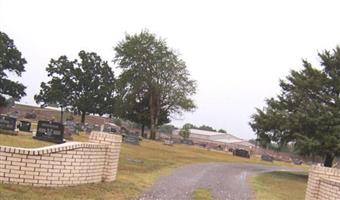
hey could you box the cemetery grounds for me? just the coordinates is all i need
[0,133,308,200]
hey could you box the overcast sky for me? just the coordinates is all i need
[1,0,340,139]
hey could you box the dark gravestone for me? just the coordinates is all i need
[292,158,303,165]
[261,154,274,162]
[34,120,64,143]
[123,134,140,145]
[0,115,16,131]
[181,139,194,145]
[18,121,31,132]
[103,125,117,133]
[233,149,250,158]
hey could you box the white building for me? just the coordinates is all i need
[173,128,254,150]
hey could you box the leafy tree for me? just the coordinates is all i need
[250,47,340,167]
[114,30,196,139]
[182,123,196,129]
[218,129,227,133]
[35,56,75,122]
[198,125,216,132]
[36,51,115,123]
[159,124,176,134]
[74,51,115,122]
[179,124,190,139]
[0,31,26,106]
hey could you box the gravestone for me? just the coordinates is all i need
[163,139,174,146]
[123,132,140,145]
[0,115,17,134]
[33,120,64,143]
[18,120,31,132]
[103,123,118,133]
[64,121,77,137]
[233,149,250,158]
[181,139,194,145]
[292,158,303,165]
[261,154,274,162]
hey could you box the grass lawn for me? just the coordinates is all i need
[0,134,52,148]
[192,188,213,200]
[250,171,308,200]
[0,133,307,200]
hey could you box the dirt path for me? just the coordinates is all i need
[137,163,301,200]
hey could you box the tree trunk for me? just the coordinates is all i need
[81,111,86,124]
[324,153,334,167]
[60,107,64,124]
[149,92,156,140]
[141,124,145,138]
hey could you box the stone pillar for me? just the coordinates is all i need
[89,131,122,182]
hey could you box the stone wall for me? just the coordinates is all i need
[0,131,121,187]
[305,165,340,200]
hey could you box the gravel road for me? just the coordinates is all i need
[137,163,300,200]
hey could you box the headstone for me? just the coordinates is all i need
[181,139,194,145]
[261,154,274,162]
[64,121,77,136]
[163,139,174,146]
[292,158,303,165]
[33,120,64,143]
[233,149,250,158]
[0,115,17,131]
[18,120,31,132]
[103,123,118,133]
[123,133,140,145]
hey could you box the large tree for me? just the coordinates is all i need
[115,80,170,137]
[0,31,26,106]
[34,56,75,122]
[36,51,115,123]
[114,30,196,139]
[250,47,340,167]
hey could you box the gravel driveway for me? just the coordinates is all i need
[137,163,301,200]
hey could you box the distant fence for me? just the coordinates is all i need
[305,165,340,200]
[0,131,121,187]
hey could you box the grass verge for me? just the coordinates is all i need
[192,188,213,200]
[0,134,307,200]
[0,133,52,148]
[250,171,308,200]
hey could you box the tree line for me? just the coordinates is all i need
[250,48,340,167]
[0,30,197,140]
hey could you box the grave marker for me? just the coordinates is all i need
[18,120,31,132]
[0,115,17,132]
[261,154,274,162]
[233,149,250,158]
[123,133,140,145]
[33,120,64,143]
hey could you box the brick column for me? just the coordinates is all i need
[89,131,122,182]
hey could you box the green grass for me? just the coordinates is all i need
[250,171,308,200]
[0,133,52,148]
[0,134,308,200]
[193,188,213,200]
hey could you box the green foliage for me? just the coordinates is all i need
[179,124,190,139]
[0,31,26,106]
[159,124,176,134]
[182,123,196,129]
[250,47,340,167]
[114,30,196,139]
[35,51,115,123]
[198,125,216,132]
[218,129,227,133]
